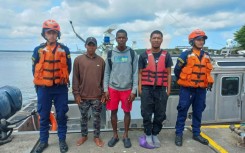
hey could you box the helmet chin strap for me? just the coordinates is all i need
[48,42,57,46]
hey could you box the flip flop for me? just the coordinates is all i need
[123,138,132,148]
[108,137,119,147]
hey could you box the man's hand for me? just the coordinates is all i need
[101,94,106,103]
[104,92,110,102]
[207,83,213,91]
[75,96,82,105]
[128,93,136,103]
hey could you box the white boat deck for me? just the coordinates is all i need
[1,127,244,153]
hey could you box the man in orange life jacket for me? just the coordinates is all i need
[32,19,71,153]
[174,29,214,146]
[138,30,173,148]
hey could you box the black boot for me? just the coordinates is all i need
[35,142,48,153]
[175,135,183,146]
[193,135,209,145]
[59,140,68,153]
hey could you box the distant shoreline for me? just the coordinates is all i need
[0,50,32,52]
[0,50,82,54]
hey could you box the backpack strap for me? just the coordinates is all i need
[107,50,112,70]
[129,48,135,67]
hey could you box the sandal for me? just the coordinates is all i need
[108,137,119,147]
[123,138,132,148]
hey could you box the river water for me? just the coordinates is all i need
[0,51,77,105]
[0,51,142,120]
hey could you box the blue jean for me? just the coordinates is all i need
[37,85,69,143]
[175,86,206,136]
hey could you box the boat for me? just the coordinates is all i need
[0,53,245,152]
[1,22,245,152]
[237,50,245,55]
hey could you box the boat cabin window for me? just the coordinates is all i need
[171,76,180,95]
[221,77,239,96]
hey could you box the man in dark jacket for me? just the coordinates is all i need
[72,37,105,147]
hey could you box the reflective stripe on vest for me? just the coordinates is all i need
[177,52,214,88]
[33,45,69,86]
[141,50,168,86]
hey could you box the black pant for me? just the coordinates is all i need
[141,86,168,135]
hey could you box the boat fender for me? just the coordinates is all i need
[38,112,57,131]
[49,112,57,131]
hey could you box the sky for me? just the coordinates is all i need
[0,0,244,51]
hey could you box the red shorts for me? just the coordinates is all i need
[106,87,132,112]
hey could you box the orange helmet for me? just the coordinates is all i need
[188,29,207,46]
[41,19,61,39]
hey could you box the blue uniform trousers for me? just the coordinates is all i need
[175,86,206,136]
[37,85,69,143]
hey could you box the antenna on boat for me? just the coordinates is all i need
[132,40,137,50]
[69,21,86,43]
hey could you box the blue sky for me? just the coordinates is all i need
[0,0,244,51]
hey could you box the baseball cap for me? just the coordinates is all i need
[85,37,97,46]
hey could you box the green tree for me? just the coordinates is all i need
[234,25,245,49]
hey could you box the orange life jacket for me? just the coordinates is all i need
[33,44,69,86]
[177,52,214,88]
[141,50,168,86]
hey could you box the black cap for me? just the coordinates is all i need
[85,37,97,46]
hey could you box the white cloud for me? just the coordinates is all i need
[0,0,244,50]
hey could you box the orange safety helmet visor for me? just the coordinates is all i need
[188,29,207,46]
[41,19,61,39]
